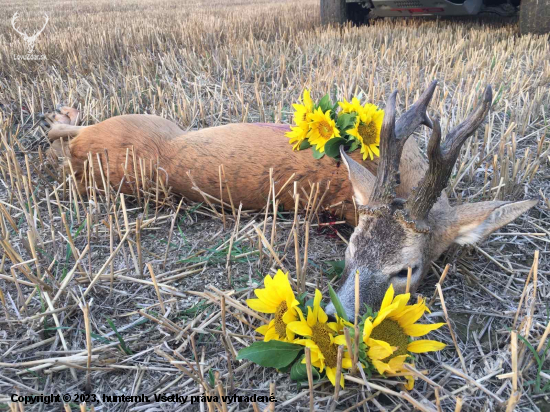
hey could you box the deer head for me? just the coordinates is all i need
[11,12,49,55]
[326,82,537,321]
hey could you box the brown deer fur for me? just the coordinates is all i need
[49,114,429,224]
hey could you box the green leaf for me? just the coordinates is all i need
[107,318,133,355]
[318,94,332,112]
[237,341,303,369]
[326,260,345,278]
[328,284,348,322]
[299,140,311,150]
[336,113,354,130]
[207,369,215,387]
[290,356,320,382]
[324,138,345,159]
[348,140,360,152]
[312,146,325,159]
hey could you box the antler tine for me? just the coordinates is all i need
[395,80,437,140]
[407,85,493,221]
[37,13,49,35]
[11,12,27,37]
[370,90,399,204]
[368,81,438,206]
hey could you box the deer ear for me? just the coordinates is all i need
[340,146,375,206]
[452,199,537,245]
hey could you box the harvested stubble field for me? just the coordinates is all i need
[1,0,550,411]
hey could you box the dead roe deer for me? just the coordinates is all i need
[47,81,536,319]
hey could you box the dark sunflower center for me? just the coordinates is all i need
[370,319,409,362]
[311,322,338,368]
[318,121,332,139]
[274,301,288,339]
[358,122,377,145]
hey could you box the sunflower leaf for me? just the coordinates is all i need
[348,140,360,152]
[326,260,345,278]
[290,356,320,382]
[324,138,345,159]
[312,146,325,159]
[236,341,303,369]
[299,140,311,150]
[317,94,332,112]
[328,284,348,322]
[336,113,354,130]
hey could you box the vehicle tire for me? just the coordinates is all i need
[320,0,347,25]
[519,0,550,35]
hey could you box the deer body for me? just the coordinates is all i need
[48,82,536,319]
[49,113,429,224]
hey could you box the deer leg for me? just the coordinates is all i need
[48,124,87,142]
[43,105,85,141]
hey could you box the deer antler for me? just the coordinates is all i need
[406,86,493,222]
[11,12,28,38]
[34,13,49,39]
[369,80,438,205]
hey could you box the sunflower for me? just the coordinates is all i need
[338,97,363,114]
[288,290,353,388]
[307,108,340,153]
[363,284,446,389]
[291,89,314,124]
[246,270,300,343]
[346,104,384,160]
[286,121,309,151]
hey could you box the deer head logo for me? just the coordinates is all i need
[11,12,49,55]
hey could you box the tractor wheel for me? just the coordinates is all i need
[519,0,550,35]
[320,0,347,25]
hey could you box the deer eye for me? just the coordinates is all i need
[393,266,418,279]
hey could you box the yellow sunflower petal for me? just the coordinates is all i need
[306,306,315,328]
[388,354,409,372]
[372,359,391,375]
[380,284,394,312]
[246,298,276,314]
[264,327,279,342]
[372,302,399,327]
[402,322,446,337]
[318,306,328,324]
[404,372,415,390]
[333,335,347,346]
[342,357,353,369]
[255,322,272,335]
[370,145,380,158]
[287,320,313,337]
[390,293,410,313]
[303,89,313,110]
[394,300,427,327]
[272,271,292,301]
[325,366,336,386]
[312,289,322,318]
[254,288,281,308]
[363,317,374,342]
[263,274,274,288]
[367,339,396,361]
[286,328,295,341]
[282,307,298,324]
[325,366,345,389]
[407,340,447,353]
